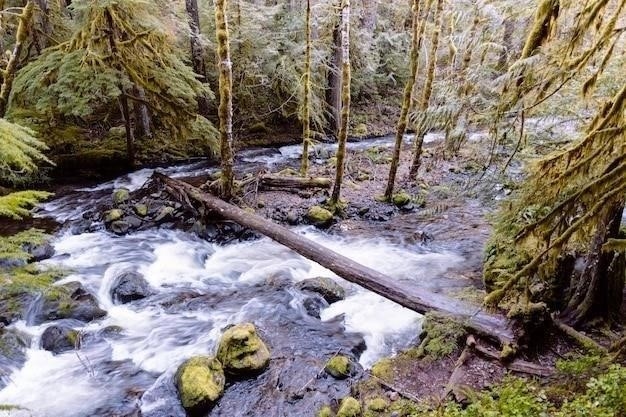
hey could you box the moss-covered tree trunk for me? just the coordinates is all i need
[0,1,34,118]
[300,0,312,176]
[408,0,443,180]
[561,201,625,326]
[384,0,427,200]
[215,0,235,199]
[186,0,210,117]
[132,86,151,139]
[326,18,342,134]
[329,0,351,208]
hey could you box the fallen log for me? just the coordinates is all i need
[259,174,331,190]
[152,172,515,345]
[466,336,554,377]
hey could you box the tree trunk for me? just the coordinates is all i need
[329,0,351,208]
[215,0,235,199]
[259,175,331,190]
[152,172,516,346]
[561,201,625,326]
[119,94,135,167]
[384,0,429,200]
[300,0,312,176]
[325,20,342,134]
[133,85,151,139]
[186,0,211,117]
[0,1,34,118]
[408,0,444,180]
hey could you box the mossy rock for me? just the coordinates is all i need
[317,405,334,417]
[104,209,123,223]
[40,324,80,354]
[133,204,148,217]
[364,397,388,415]
[325,355,352,379]
[307,206,333,227]
[337,397,361,417]
[175,356,225,412]
[371,358,393,380]
[112,188,130,205]
[392,192,411,207]
[296,277,346,304]
[216,323,270,375]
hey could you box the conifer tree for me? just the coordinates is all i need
[329,0,351,209]
[408,0,444,179]
[384,0,428,200]
[300,0,312,176]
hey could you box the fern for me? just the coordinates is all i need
[0,118,52,184]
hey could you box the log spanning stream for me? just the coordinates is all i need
[1,136,480,417]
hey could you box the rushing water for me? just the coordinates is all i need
[0,136,466,417]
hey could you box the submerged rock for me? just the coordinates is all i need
[337,397,361,417]
[307,206,333,227]
[40,324,80,354]
[111,271,152,304]
[176,356,225,412]
[324,355,352,379]
[296,277,346,304]
[0,327,29,389]
[33,281,107,324]
[216,323,270,376]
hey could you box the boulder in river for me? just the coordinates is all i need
[216,323,270,376]
[112,188,130,205]
[307,205,333,227]
[34,281,107,324]
[296,277,346,304]
[175,356,225,412]
[40,324,80,354]
[111,271,152,304]
[0,327,29,389]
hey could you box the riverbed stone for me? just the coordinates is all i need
[337,397,361,417]
[216,323,270,375]
[104,209,123,223]
[112,188,130,205]
[175,356,225,412]
[134,203,148,217]
[0,328,28,388]
[307,206,333,227]
[296,277,346,304]
[40,324,80,354]
[34,282,107,324]
[110,220,131,235]
[111,271,152,304]
[324,355,351,379]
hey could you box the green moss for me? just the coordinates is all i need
[133,204,148,217]
[112,188,130,205]
[317,405,334,417]
[307,206,333,226]
[371,358,393,380]
[104,209,123,222]
[325,355,351,379]
[337,397,361,417]
[175,356,225,410]
[216,323,270,374]
[392,192,411,207]
[415,312,466,360]
[0,265,65,297]
[0,229,50,265]
[365,397,388,413]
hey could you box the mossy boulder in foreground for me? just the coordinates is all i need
[216,322,270,376]
[175,356,225,412]
[307,206,333,227]
[337,397,361,417]
[325,355,352,379]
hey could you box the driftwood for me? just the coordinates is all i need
[466,336,553,377]
[259,175,331,190]
[152,173,515,345]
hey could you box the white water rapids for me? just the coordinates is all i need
[0,138,465,416]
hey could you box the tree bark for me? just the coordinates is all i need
[325,20,342,134]
[133,85,151,139]
[152,172,516,346]
[186,0,211,117]
[300,0,312,176]
[384,0,428,200]
[215,0,235,199]
[408,0,444,180]
[0,1,34,118]
[259,175,331,190]
[329,0,351,208]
